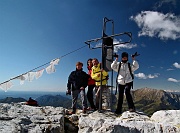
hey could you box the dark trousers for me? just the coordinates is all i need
[116,82,135,113]
[72,89,87,112]
[87,85,96,109]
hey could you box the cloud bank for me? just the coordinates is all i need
[135,73,160,79]
[130,11,180,40]
[113,41,137,53]
[95,38,137,53]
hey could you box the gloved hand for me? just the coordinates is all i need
[80,87,84,90]
[66,89,71,95]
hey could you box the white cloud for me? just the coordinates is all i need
[141,43,146,47]
[130,11,180,40]
[135,73,147,79]
[113,38,137,52]
[149,66,155,68]
[135,73,159,79]
[166,68,174,71]
[147,74,159,79]
[95,42,102,48]
[114,44,137,53]
[95,38,137,53]
[168,78,180,82]
[173,62,180,69]
[154,0,177,9]
[173,50,178,55]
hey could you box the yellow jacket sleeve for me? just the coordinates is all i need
[91,67,99,80]
[91,64,108,81]
[102,70,108,77]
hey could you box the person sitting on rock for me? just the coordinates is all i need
[26,97,38,106]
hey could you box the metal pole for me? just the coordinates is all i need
[111,21,114,111]
[99,18,106,111]
[99,17,115,111]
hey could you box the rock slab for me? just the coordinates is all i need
[78,110,180,133]
[0,103,64,133]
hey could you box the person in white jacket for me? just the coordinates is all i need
[111,52,139,114]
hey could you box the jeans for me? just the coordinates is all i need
[72,89,88,111]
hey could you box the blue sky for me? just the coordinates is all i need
[0,0,179,92]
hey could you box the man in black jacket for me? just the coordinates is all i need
[67,62,89,114]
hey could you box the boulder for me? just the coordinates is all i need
[0,102,179,133]
[0,103,64,133]
[78,110,180,133]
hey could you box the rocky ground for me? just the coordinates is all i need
[0,102,64,133]
[0,102,179,133]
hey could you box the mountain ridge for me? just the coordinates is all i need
[0,88,179,116]
[131,87,180,116]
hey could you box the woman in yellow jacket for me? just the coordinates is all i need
[91,58,108,109]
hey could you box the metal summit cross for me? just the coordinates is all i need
[85,17,132,111]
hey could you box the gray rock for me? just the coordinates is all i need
[78,110,180,133]
[0,103,64,133]
[1,103,179,133]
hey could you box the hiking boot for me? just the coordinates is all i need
[82,108,87,114]
[129,108,136,112]
[115,110,122,115]
[66,110,76,115]
[92,107,97,111]
[87,107,91,110]
[87,107,97,111]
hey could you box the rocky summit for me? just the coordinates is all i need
[78,110,180,133]
[0,102,64,133]
[0,102,179,133]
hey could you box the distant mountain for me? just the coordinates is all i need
[32,88,180,116]
[36,95,72,108]
[0,97,26,103]
[128,88,180,116]
[1,88,179,117]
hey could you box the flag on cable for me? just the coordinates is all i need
[0,58,60,92]
[15,72,37,85]
[36,69,44,79]
[0,81,13,92]
[14,58,60,85]
[46,58,60,74]
[15,74,26,85]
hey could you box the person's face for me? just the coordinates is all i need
[92,59,98,66]
[121,57,128,63]
[122,57,128,61]
[76,64,82,70]
[88,60,93,67]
